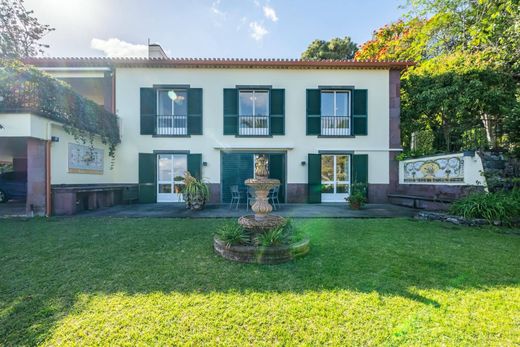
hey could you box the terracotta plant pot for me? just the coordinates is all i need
[349,201,361,210]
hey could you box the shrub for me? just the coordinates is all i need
[214,222,249,246]
[346,183,367,209]
[449,189,520,225]
[256,227,286,247]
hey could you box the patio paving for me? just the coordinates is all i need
[77,203,417,218]
[0,201,27,218]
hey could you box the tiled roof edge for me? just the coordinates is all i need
[21,57,415,70]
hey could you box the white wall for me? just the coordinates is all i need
[49,124,119,185]
[114,67,392,185]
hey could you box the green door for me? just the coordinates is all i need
[221,152,286,203]
[268,153,285,203]
[221,153,254,203]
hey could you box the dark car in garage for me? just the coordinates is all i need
[0,171,27,202]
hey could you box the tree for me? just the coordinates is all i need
[0,0,54,58]
[402,54,518,151]
[356,0,520,154]
[301,36,358,60]
[355,18,429,62]
[406,0,520,74]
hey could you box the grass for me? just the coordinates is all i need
[0,217,519,346]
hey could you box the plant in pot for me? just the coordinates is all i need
[183,171,209,210]
[345,183,367,210]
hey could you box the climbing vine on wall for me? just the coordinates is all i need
[0,60,120,165]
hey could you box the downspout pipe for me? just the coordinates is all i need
[45,140,51,216]
[45,122,55,217]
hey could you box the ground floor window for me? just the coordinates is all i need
[157,154,187,202]
[321,154,351,202]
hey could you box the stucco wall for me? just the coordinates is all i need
[49,124,120,185]
[113,67,392,185]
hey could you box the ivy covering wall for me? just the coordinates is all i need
[0,60,120,160]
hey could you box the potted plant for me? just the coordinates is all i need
[183,171,209,210]
[345,183,367,210]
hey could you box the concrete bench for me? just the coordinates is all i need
[52,184,138,215]
[388,193,455,209]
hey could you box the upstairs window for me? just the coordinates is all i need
[238,90,269,135]
[156,89,188,135]
[320,90,351,136]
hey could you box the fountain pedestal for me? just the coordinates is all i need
[214,154,309,264]
[239,155,285,231]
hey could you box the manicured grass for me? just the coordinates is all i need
[0,218,519,346]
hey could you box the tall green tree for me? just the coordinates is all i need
[356,0,520,154]
[301,36,358,60]
[407,0,520,74]
[0,0,54,58]
[402,54,518,151]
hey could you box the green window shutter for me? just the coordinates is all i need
[187,88,203,135]
[352,89,368,135]
[270,89,285,135]
[187,153,202,180]
[223,89,238,135]
[138,153,156,203]
[268,153,285,203]
[352,154,368,185]
[306,89,321,135]
[308,153,321,203]
[140,88,156,135]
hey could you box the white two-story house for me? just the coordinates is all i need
[4,47,409,215]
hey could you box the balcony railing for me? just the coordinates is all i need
[238,115,269,136]
[321,116,350,136]
[156,115,188,136]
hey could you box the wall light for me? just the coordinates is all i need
[51,136,60,142]
[301,161,306,166]
[203,161,208,166]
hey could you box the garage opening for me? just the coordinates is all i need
[0,138,28,216]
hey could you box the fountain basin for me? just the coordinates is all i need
[214,237,310,264]
[238,215,286,233]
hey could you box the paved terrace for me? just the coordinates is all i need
[77,203,417,218]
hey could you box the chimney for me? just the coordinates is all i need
[148,43,168,59]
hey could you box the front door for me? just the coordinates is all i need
[321,154,351,202]
[157,154,187,202]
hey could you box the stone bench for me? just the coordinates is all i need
[388,193,455,209]
[52,184,138,215]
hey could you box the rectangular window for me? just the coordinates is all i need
[320,91,351,136]
[156,89,188,135]
[238,90,269,135]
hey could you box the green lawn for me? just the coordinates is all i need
[0,218,519,346]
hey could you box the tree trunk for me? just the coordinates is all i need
[442,114,451,152]
[481,113,496,149]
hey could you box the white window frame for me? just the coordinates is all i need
[239,90,269,135]
[156,89,188,135]
[321,90,351,136]
[157,153,187,202]
[321,154,351,202]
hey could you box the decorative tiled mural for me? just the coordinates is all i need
[403,154,464,183]
[68,143,104,174]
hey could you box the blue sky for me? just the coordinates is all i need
[26,0,406,58]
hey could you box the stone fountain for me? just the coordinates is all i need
[238,155,286,233]
[213,154,310,264]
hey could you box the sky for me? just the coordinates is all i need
[24,0,407,59]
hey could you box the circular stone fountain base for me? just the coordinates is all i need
[238,214,286,232]
[213,237,310,264]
